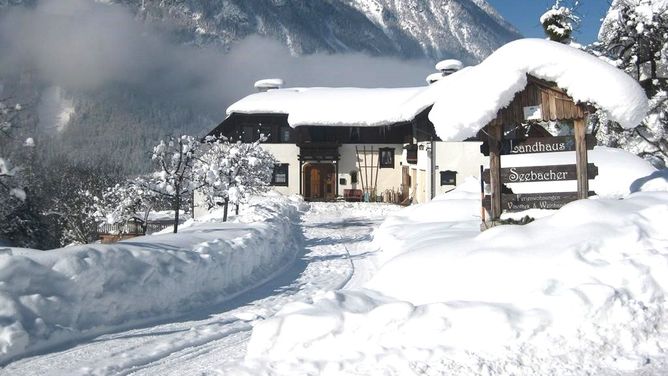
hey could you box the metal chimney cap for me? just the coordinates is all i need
[254,78,285,91]
[435,59,463,74]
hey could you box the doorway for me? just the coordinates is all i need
[303,163,336,201]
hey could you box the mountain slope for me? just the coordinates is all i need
[1,0,522,174]
[125,0,521,63]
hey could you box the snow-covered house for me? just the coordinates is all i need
[206,39,648,207]
[208,79,484,204]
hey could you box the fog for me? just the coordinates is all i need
[0,0,434,115]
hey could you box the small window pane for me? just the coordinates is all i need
[440,170,457,186]
[280,127,291,143]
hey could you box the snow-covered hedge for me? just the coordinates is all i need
[0,193,306,363]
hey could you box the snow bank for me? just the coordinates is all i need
[428,39,648,140]
[372,176,482,266]
[243,172,668,374]
[0,194,306,364]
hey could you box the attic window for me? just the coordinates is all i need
[242,125,256,143]
[280,127,291,142]
[349,127,361,142]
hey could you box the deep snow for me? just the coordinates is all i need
[240,158,668,375]
[0,193,305,364]
[1,201,399,375]
[2,147,668,375]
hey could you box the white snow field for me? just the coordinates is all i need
[2,149,668,375]
[1,197,399,375]
[238,154,668,375]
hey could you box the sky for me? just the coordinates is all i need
[488,1,612,44]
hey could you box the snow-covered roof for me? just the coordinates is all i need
[227,87,429,127]
[425,73,444,84]
[427,39,648,140]
[227,39,648,141]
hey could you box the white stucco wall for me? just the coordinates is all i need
[433,141,485,197]
[400,141,485,203]
[337,144,404,198]
[262,144,301,196]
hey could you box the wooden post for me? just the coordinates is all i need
[488,119,503,220]
[574,118,589,200]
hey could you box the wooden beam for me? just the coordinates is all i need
[488,118,503,220]
[574,118,589,200]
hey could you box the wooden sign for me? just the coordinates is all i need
[483,191,595,212]
[482,164,598,184]
[480,135,596,156]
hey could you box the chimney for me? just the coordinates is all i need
[254,78,284,92]
[427,59,464,85]
[434,59,463,76]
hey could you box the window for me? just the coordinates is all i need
[280,127,291,143]
[349,127,361,142]
[271,164,289,186]
[379,148,395,169]
[350,170,358,184]
[241,125,256,143]
[405,144,418,164]
[440,170,457,186]
[259,125,272,142]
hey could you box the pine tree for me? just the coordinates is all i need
[540,1,580,44]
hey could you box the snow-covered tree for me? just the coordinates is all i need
[97,179,154,235]
[196,135,275,221]
[33,159,122,247]
[593,0,668,167]
[0,100,24,205]
[139,135,201,233]
[541,1,580,44]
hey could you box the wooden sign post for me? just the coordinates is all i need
[488,119,503,220]
[574,118,589,200]
[482,118,596,225]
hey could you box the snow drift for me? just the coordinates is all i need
[243,162,668,374]
[0,193,306,363]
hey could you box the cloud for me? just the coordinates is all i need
[0,0,435,116]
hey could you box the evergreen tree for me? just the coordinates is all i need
[541,1,580,44]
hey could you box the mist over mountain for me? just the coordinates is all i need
[0,0,520,174]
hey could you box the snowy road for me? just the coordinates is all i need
[2,202,398,376]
